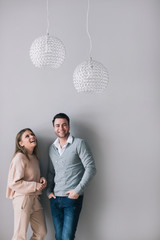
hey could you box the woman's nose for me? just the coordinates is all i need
[30,135,35,139]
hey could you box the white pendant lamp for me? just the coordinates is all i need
[73,57,109,93]
[73,0,109,93]
[30,0,65,68]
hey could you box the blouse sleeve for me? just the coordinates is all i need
[7,154,37,194]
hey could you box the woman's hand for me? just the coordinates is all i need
[40,177,47,189]
[36,182,43,191]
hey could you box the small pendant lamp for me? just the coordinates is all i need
[73,0,109,93]
[30,0,65,68]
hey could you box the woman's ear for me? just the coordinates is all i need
[19,141,23,147]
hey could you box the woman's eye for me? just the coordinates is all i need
[25,135,29,138]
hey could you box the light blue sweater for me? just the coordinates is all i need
[46,137,96,196]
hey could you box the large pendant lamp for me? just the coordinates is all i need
[30,0,66,68]
[73,0,109,93]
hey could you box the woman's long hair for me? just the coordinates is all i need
[14,128,39,160]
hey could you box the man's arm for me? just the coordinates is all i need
[74,139,96,195]
[46,159,55,197]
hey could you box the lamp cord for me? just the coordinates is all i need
[86,0,92,58]
[46,0,50,35]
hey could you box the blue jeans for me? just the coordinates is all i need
[50,196,83,240]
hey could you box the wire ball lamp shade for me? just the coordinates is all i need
[73,0,109,94]
[73,57,109,93]
[30,34,66,68]
[30,0,66,68]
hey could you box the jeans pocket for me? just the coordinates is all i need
[50,197,56,201]
[50,197,56,205]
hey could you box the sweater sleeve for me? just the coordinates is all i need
[7,154,37,194]
[46,158,55,196]
[74,140,96,195]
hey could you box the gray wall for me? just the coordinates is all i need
[0,0,160,240]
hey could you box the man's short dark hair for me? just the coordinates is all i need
[52,113,70,126]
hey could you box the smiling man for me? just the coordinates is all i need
[46,113,96,240]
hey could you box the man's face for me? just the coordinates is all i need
[54,118,70,139]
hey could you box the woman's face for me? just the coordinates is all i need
[19,130,37,153]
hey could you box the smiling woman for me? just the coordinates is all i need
[6,128,47,240]
[18,129,37,156]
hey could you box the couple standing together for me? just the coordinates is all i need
[6,113,96,240]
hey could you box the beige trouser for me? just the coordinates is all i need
[12,195,47,240]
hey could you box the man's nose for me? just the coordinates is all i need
[59,125,63,130]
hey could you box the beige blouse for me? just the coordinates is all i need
[6,152,42,199]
